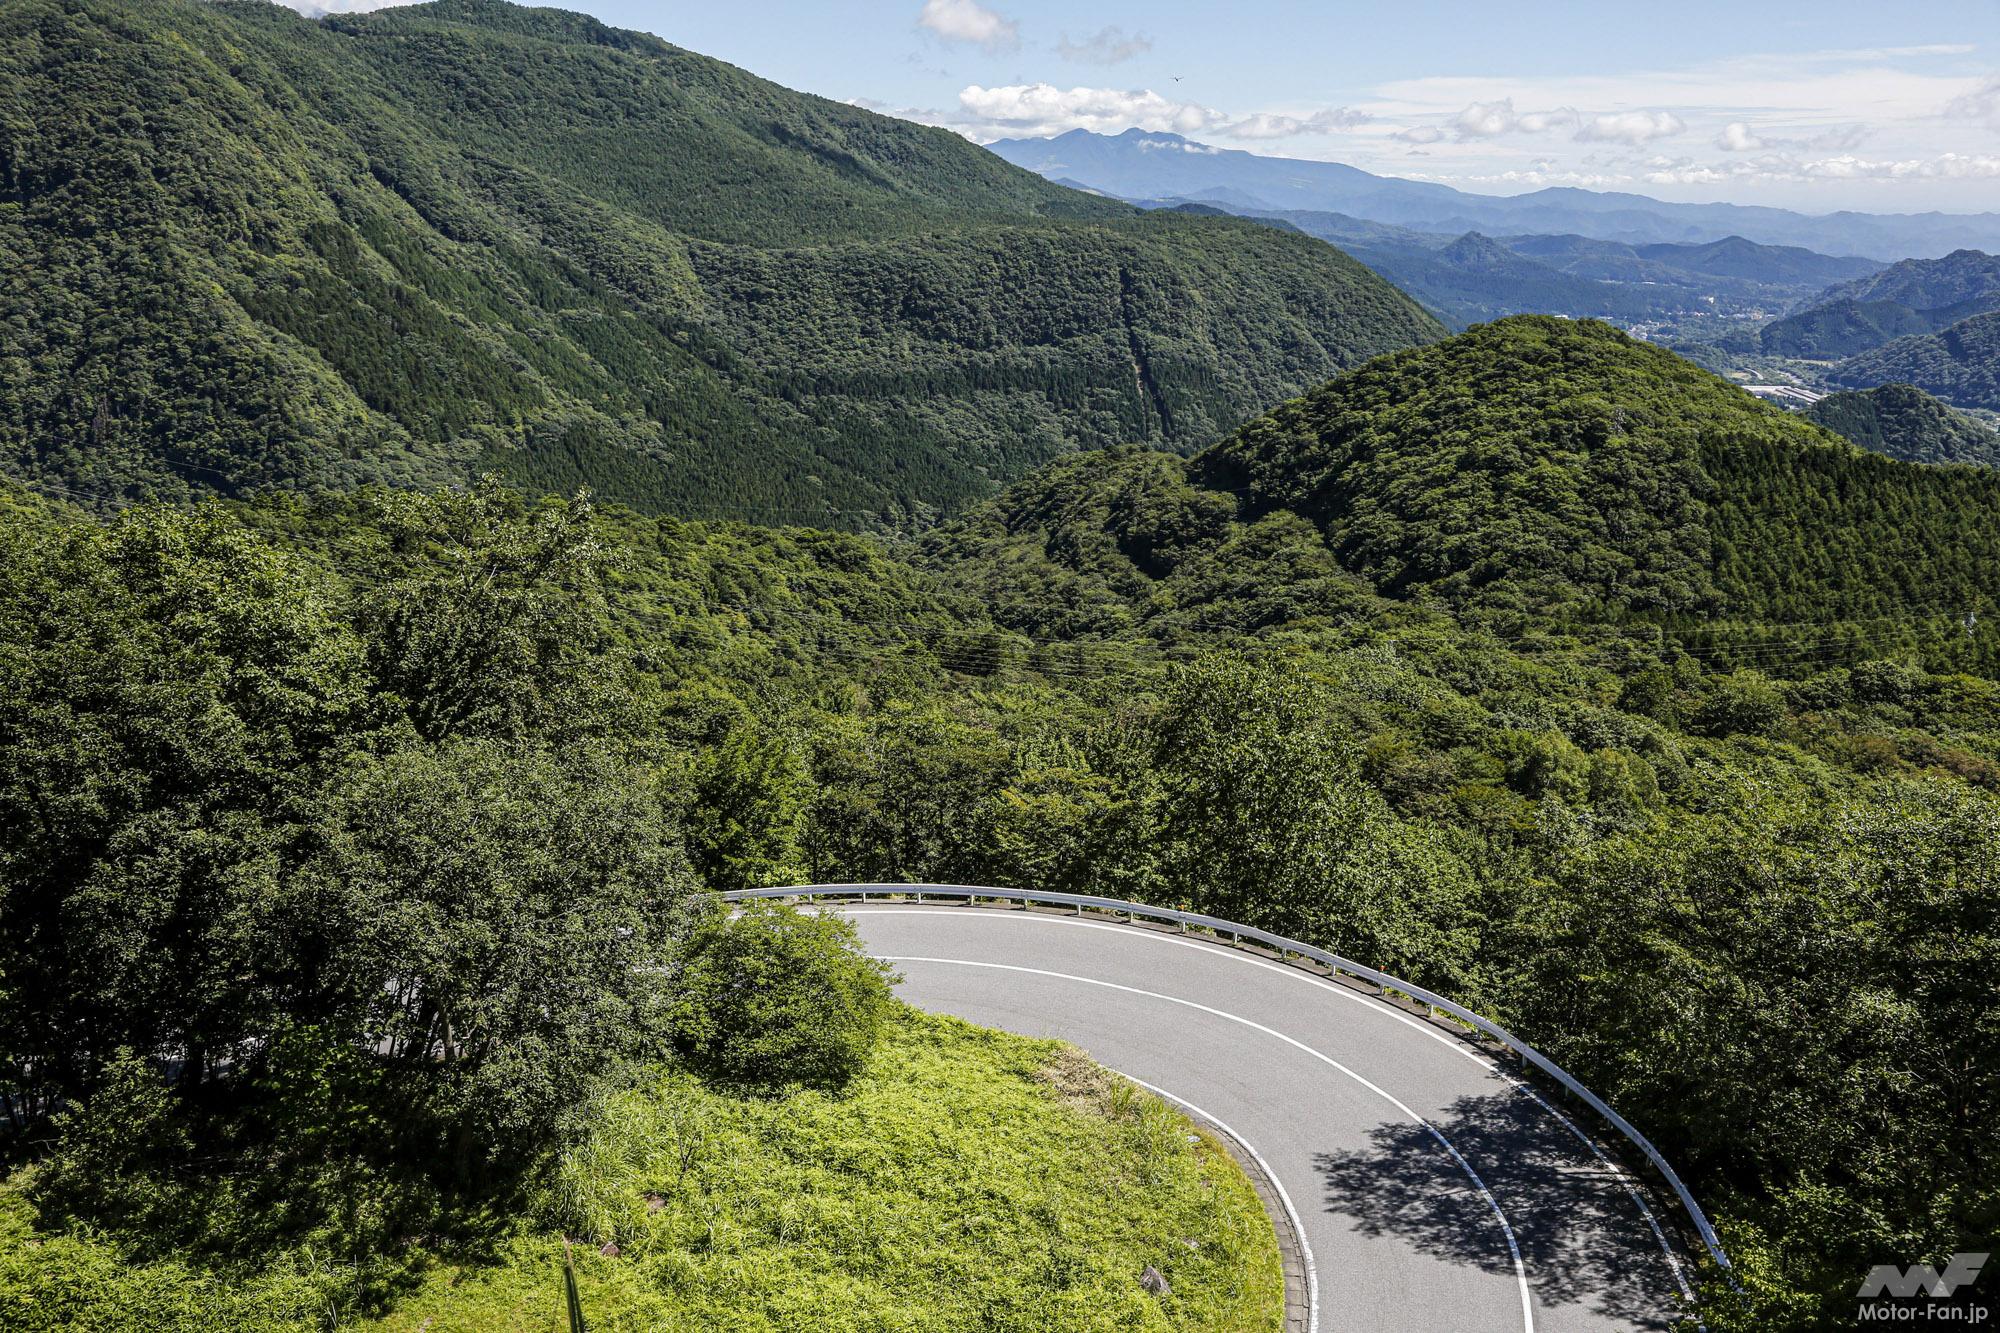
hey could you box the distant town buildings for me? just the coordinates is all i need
[1743,384,1827,410]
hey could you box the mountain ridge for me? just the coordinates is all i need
[988,129,2000,260]
[0,0,1441,520]
[930,316,2000,638]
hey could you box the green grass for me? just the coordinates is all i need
[0,1012,1283,1333]
[0,1183,331,1332]
[370,1010,1283,1333]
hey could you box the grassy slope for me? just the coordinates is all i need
[1,1014,1283,1333]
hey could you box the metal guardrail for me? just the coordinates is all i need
[722,881,1734,1282]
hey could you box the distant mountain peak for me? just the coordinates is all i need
[983,130,2000,261]
[1440,231,1510,263]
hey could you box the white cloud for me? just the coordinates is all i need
[1801,152,2000,180]
[953,83,1223,138]
[1442,100,1684,144]
[1641,150,2000,187]
[1446,99,1583,140]
[1394,125,1444,144]
[917,0,1019,54]
[1716,121,1766,151]
[1451,98,1529,138]
[1576,109,1686,144]
[940,87,1366,144]
[1717,119,1870,153]
[1218,107,1370,140]
[1056,26,1151,66]
[1947,75,2000,126]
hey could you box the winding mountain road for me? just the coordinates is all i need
[837,902,1690,1333]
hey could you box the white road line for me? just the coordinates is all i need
[881,954,1538,1333]
[846,906,1694,1304]
[1115,1073,1321,1333]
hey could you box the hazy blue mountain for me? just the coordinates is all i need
[1810,249,2000,311]
[1236,213,1645,327]
[1761,297,2000,358]
[1630,236,1881,288]
[988,130,2000,260]
[1170,204,1883,331]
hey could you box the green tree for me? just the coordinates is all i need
[1695,669,1788,738]
[298,738,700,1183]
[667,901,897,1090]
[354,483,622,745]
[1147,659,1481,988]
[684,725,809,891]
[0,507,368,1117]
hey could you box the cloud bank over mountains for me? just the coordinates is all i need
[876,5,2000,209]
[265,1,1998,209]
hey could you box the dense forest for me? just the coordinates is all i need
[1813,248,2000,315]
[4,0,1999,1325]
[1758,297,1990,359]
[1756,252,2000,358]
[1804,383,2000,466]
[4,316,1998,1329]
[1831,310,2000,411]
[0,0,1438,524]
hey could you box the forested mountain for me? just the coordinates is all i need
[1633,234,1880,287]
[910,322,2000,1323]
[1830,310,2000,410]
[1813,248,2000,311]
[1804,384,2000,466]
[1249,217,1655,328]
[1757,296,1997,358]
[1757,250,2000,358]
[8,316,2000,1330]
[990,129,2000,259]
[1163,208,1878,332]
[6,6,1999,1327]
[930,317,2000,650]
[0,0,1438,522]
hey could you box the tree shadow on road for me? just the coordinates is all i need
[1314,1089,1686,1330]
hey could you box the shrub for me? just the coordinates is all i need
[1694,669,1788,738]
[668,901,897,1090]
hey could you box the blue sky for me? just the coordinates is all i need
[295,1,2000,211]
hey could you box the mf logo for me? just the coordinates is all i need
[1859,1253,1988,1300]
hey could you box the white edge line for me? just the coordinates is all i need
[880,954,1537,1333]
[845,906,1695,1305]
[1117,1072,1321,1333]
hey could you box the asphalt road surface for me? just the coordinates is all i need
[838,903,1690,1333]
